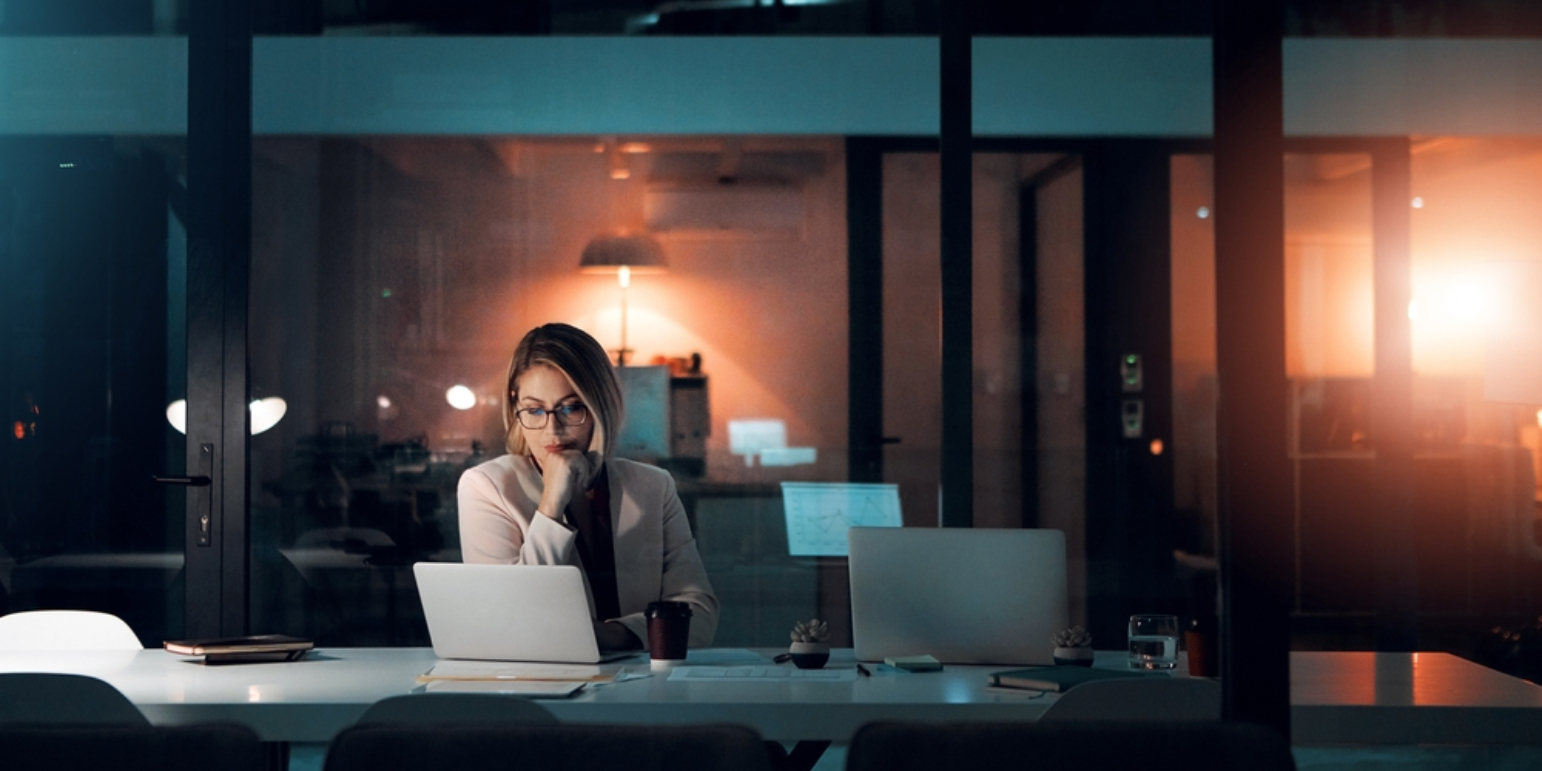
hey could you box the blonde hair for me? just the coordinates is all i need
[503,324,624,459]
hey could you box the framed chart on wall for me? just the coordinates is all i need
[780,482,902,557]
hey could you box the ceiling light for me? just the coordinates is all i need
[446,385,477,411]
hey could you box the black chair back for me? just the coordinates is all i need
[357,693,558,725]
[847,721,1296,771]
[0,723,266,771]
[1039,678,1222,723]
[325,723,775,771]
[0,673,148,726]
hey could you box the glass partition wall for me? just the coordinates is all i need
[6,23,1538,671]
[249,137,857,645]
[0,136,189,642]
[246,140,1100,647]
[1173,142,1542,664]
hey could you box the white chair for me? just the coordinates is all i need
[1039,676,1221,722]
[0,610,143,652]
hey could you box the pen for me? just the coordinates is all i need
[856,663,871,677]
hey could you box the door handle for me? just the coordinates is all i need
[880,436,903,445]
[154,443,215,546]
[152,475,211,487]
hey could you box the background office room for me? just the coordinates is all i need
[4,0,1542,768]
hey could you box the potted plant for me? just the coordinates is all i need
[1052,625,1095,667]
[789,619,831,669]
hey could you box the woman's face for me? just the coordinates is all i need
[514,363,596,467]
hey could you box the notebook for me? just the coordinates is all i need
[847,527,1069,666]
[413,563,637,664]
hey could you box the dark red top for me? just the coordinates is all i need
[568,465,621,622]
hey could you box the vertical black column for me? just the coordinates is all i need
[1371,139,1417,651]
[187,0,253,637]
[939,0,973,527]
[1017,180,1040,530]
[1214,0,1292,730]
[1082,143,1180,646]
[847,138,884,485]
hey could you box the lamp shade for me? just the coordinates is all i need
[579,232,667,274]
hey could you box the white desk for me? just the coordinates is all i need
[1289,651,1542,746]
[0,648,1046,743]
[1,648,1538,746]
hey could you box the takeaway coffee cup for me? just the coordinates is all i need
[646,601,692,662]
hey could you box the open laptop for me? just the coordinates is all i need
[847,527,1069,666]
[413,563,636,664]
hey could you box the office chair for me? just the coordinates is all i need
[0,723,265,771]
[847,721,1295,771]
[0,673,148,726]
[324,723,775,771]
[0,610,143,652]
[1039,677,1221,723]
[356,693,558,725]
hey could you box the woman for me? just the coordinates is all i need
[458,323,718,651]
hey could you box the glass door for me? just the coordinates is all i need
[0,136,188,642]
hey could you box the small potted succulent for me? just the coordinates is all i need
[789,619,831,669]
[1052,625,1095,667]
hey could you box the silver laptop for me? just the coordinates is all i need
[413,563,635,663]
[848,527,1069,666]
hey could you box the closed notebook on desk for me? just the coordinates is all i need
[848,527,1068,666]
[164,635,313,663]
[988,666,1151,692]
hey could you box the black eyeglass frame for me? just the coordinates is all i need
[514,403,590,430]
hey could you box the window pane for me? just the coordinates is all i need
[1408,138,1542,660]
[250,136,853,647]
[0,136,187,643]
[0,2,180,34]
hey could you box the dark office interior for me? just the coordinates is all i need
[4,4,1542,766]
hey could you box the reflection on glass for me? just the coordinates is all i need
[250,136,851,646]
[0,136,187,642]
[1173,142,1542,661]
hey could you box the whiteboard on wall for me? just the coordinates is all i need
[780,482,902,557]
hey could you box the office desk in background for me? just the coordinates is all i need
[0,648,1538,747]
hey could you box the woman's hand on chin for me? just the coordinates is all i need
[537,449,598,518]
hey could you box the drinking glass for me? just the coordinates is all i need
[1128,614,1179,670]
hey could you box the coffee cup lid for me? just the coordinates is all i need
[645,600,692,617]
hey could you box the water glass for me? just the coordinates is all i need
[1128,614,1179,670]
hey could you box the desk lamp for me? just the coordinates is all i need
[579,231,668,365]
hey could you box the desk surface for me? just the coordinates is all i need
[1290,651,1542,746]
[0,648,1538,746]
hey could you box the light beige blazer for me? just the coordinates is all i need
[457,454,718,649]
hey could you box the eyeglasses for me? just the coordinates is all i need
[515,403,589,430]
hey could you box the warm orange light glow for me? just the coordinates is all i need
[1536,408,1542,428]
[1444,281,1486,323]
[620,142,652,154]
[1149,439,1164,456]
[608,144,631,180]
[11,421,23,440]
[618,264,631,290]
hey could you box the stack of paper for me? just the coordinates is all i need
[416,660,623,698]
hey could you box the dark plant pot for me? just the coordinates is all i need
[1053,646,1095,667]
[789,642,829,669]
